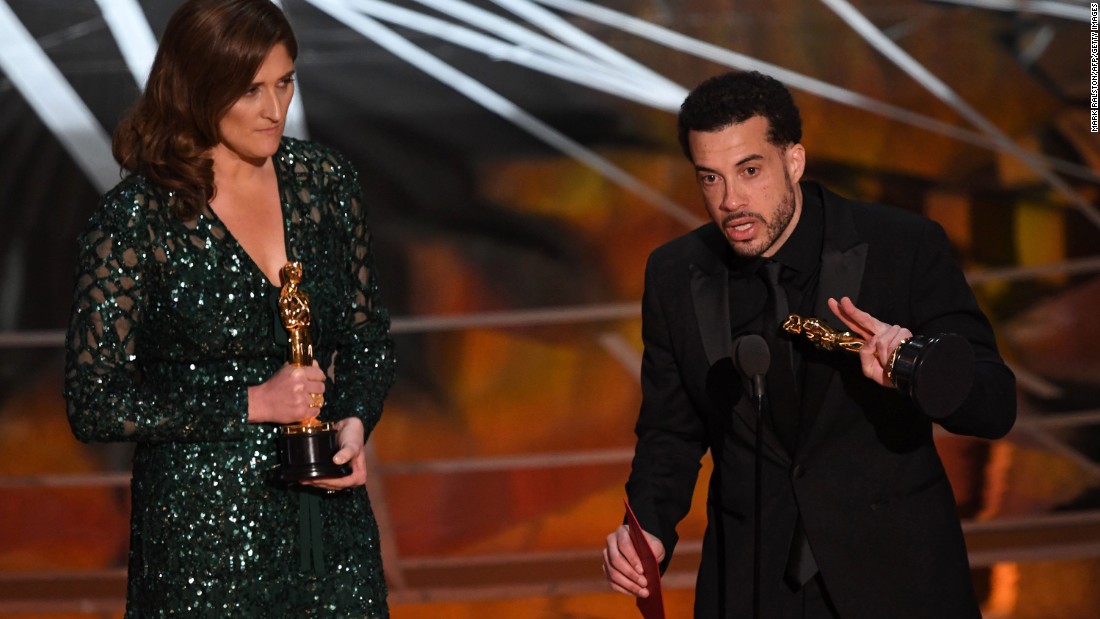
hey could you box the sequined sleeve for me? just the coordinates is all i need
[63,187,249,443]
[324,152,396,435]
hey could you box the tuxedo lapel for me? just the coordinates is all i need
[814,245,867,321]
[690,262,733,369]
[690,241,791,463]
[799,185,867,446]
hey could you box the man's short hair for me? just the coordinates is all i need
[676,71,803,161]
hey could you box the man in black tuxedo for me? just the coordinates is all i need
[602,71,1016,618]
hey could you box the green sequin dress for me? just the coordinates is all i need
[64,137,395,618]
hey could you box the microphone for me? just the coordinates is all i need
[734,334,770,408]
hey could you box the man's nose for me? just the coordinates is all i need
[720,182,746,211]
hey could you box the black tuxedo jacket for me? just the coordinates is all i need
[626,182,1016,619]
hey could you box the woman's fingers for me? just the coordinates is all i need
[300,417,368,491]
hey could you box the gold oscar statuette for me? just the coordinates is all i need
[782,313,975,419]
[271,262,352,483]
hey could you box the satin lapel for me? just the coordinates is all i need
[814,244,867,322]
[799,187,867,446]
[690,263,732,369]
[691,261,791,463]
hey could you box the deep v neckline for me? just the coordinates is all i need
[206,153,292,288]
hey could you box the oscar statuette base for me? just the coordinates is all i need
[890,333,975,419]
[272,422,352,484]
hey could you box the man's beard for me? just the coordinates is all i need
[728,177,797,258]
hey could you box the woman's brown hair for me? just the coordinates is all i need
[112,0,298,219]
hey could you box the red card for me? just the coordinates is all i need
[624,499,665,619]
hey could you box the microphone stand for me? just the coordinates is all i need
[734,335,769,619]
[752,372,765,619]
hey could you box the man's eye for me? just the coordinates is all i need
[745,167,758,176]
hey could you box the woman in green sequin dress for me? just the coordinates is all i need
[63,1,394,616]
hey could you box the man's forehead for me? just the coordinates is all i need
[689,119,777,160]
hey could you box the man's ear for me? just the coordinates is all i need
[785,143,806,183]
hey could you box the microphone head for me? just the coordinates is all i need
[734,334,770,377]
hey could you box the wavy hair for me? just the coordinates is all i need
[112,0,298,219]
